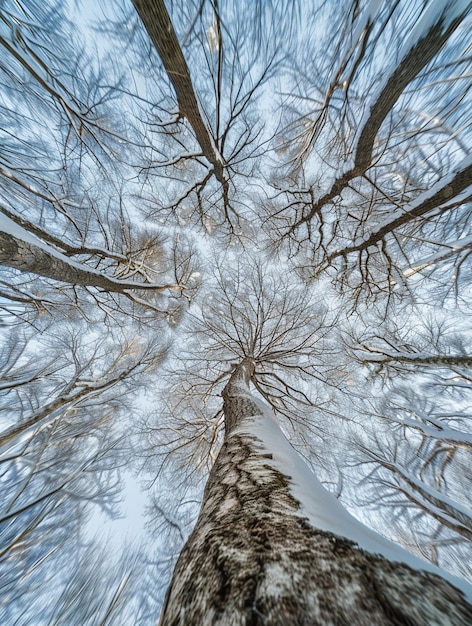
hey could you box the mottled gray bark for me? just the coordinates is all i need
[158,359,472,625]
[0,230,178,293]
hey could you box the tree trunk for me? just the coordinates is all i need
[132,0,227,188]
[0,222,178,293]
[158,359,472,625]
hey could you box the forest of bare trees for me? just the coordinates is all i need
[1,0,472,623]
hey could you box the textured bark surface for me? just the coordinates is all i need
[132,0,227,188]
[158,361,472,625]
[0,231,175,292]
[292,5,469,232]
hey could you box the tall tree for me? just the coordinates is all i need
[0,0,200,321]
[266,1,472,302]
[159,358,471,625]
[1,0,472,623]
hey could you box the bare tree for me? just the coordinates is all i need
[134,257,472,622]
[132,0,229,190]
[42,544,146,626]
[159,358,472,625]
[342,308,472,571]
[0,322,168,450]
[0,1,201,320]
[0,316,170,623]
[157,257,340,460]
[2,0,472,623]
[0,398,123,626]
[266,2,472,302]
[126,0,294,232]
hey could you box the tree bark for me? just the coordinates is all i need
[132,0,227,189]
[0,229,179,293]
[290,4,469,233]
[158,358,472,625]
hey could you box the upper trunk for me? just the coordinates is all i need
[132,0,227,189]
[158,360,472,625]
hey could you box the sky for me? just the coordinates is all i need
[1,0,472,623]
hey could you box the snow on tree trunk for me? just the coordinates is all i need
[158,359,472,625]
[0,213,178,293]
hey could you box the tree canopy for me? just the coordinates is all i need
[1,0,471,623]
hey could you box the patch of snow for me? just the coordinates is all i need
[232,390,472,602]
[396,414,472,445]
[349,0,383,47]
[0,212,170,289]
[402,1,470,57]
[338,0,382,86]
